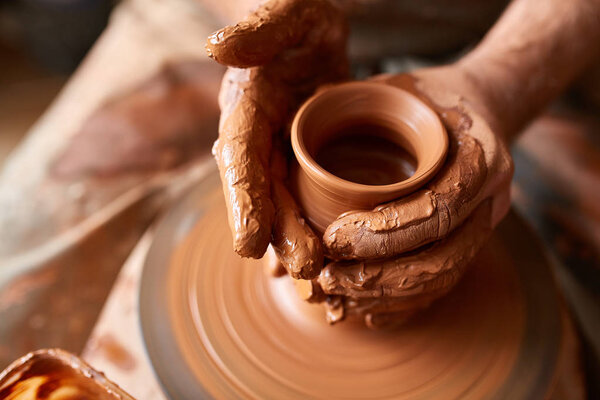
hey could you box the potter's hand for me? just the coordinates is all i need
[318,69,514,299]
[319,0,600,321]
[206,0,348,279]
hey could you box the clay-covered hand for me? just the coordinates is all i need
[317,0,600,322]
[206,0,348,279]
[318,69,514,305]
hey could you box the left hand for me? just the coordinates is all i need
[206,0,349,279]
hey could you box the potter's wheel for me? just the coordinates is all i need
[140,167,563,399]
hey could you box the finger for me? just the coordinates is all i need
[206,0,346,68]
[214,68,291,258]
[271,180,323,279]
[269,140,324,279]
[318,200,492,298]
[324,133,488,260]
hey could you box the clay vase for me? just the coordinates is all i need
[291,81,448,235]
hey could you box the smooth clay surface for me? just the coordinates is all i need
[291,81,447,234]
[315,128,416,186]
[140,182,563,400]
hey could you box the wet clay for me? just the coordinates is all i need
[289,79,494,326]
[205,0,600,329]
[315,127,416,186]
[291,81,448,234]
[157,189,561,399]
[207,0,348,260]
[0,349,131,400]
[320,75,497,261]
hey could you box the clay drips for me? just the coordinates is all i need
[207,0,515,328]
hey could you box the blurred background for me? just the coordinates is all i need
[0,0,113,163]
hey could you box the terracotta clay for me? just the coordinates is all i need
[291,81,447,234]
[314,79,505,322]
[140,182,568,399]
[314,131,416,186]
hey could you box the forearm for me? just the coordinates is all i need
[458,0,600,143]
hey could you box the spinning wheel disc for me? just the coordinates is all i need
[140,168,562,399]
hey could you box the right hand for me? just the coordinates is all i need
[316,69,514,323]
[206,0,348,279]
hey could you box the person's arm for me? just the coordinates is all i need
[458,0,600,143]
